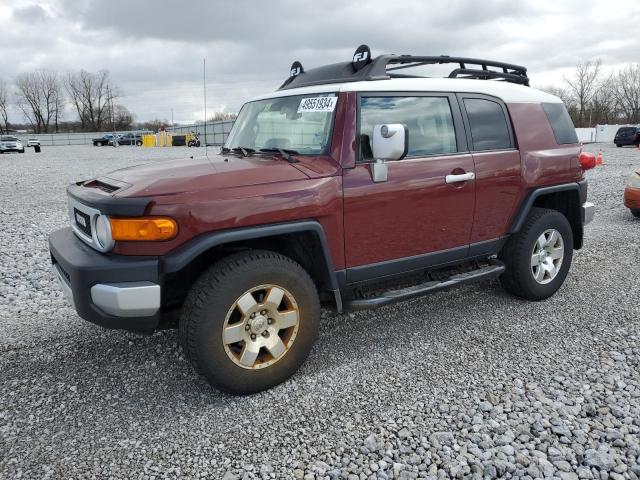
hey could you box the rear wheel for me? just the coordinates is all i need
[631,209,640,218]
[180,250,320,394]
[616,144,622,148]
[499,208,573,300]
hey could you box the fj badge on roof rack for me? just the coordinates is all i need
[290,61,304,78]
[352,45,372,71]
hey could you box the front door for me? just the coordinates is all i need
[343,93,475,283]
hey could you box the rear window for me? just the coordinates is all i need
[541,103,578,144]
[463,98,513,150]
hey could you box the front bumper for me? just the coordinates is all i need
[49,228,161,333]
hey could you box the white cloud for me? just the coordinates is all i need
[0,0,639,122]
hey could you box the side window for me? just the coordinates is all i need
[541,102,578,144]
[463,98,513,151]
[359,96,457,160]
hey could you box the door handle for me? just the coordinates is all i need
[445,172,475,184]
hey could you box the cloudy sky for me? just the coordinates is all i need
[1,0,639,124]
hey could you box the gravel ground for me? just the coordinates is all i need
[1,144,639,480]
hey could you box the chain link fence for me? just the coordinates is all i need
[10,120,235,147]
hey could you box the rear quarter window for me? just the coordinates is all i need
[541,103,578,145]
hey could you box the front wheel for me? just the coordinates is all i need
[616,144,622,148]
[499,208,573,300]
[19,149,25,153]
[180,250,320,394]
[631,209,640,218]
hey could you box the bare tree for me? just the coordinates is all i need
[65,70,120,132]
[590,76,619,125]
[0,79,10,133]
[15,70,63,133]
[610,64,640,124]
[565,59,602,127]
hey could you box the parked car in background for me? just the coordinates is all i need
[27,138,40,147]
[0,135,25,153]
[117,133,143,146]
[49,46,595,394]
[92,134,116,146]
[614,126,640,147]
[624,169,640,217]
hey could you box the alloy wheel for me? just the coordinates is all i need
[530,228,564,284]
[222,284,300,369]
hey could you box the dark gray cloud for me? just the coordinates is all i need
[1,0,639,123]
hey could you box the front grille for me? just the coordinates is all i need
[73,208,91,237]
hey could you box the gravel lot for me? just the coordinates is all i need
[1,144,639,480]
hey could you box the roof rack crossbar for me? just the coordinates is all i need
[379,55,529,86]
[278,48,530,90]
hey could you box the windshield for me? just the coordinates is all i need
[224,93,338,155]
[1,136,17,141]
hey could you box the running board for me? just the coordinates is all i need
[343,260,505,311]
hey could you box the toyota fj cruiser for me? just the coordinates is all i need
[49,46,595,394]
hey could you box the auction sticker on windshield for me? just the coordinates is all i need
[297,96,338,113]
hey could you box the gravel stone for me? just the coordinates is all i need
[1,144,640,479]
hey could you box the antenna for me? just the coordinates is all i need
[203,57,207,154]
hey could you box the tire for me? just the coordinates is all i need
[631,209,640,218]
[136,141,142,146]
[499,207,573,301]
[616,144,622,148]
[19,149,24,153]
[180,250,320,394]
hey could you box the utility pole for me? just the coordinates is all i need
[203,58,207,151]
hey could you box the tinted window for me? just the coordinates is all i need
[359,96,457,160]
[541,102,578,144]
[463,98,512,150]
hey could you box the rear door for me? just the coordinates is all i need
[457,94,521,247]
[342,93,476,283]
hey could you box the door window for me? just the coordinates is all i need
[359,96,457,160]
[463,98,513,151]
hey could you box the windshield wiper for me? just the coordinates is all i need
[258,148,300,163]
[222,146,255,157]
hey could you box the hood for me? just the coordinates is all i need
[103,152,311,197]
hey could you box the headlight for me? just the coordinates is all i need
[94,214,114,250]
[627,172,640,189]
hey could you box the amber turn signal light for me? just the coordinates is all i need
[109,217,178,241]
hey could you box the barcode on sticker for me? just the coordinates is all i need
[297,96,338,113]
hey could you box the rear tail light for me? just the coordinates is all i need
[579,152,596,170]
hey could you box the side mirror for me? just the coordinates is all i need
[370,124,408,182]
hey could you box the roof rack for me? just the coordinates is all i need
[279,45,529,90]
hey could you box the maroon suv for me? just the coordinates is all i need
[49,46,595,394]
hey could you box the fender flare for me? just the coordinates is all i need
[160,220,343,312]
[509,182,581,234]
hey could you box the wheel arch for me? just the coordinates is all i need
[160,221,342,314]
[509,183,584,250]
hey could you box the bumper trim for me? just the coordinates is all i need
[52,263,76,310]
[91,282,161,317]
[582,202,595,225]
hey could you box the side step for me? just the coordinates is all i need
[343,260,505,311]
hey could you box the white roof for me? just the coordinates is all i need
[251,78,562,104]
